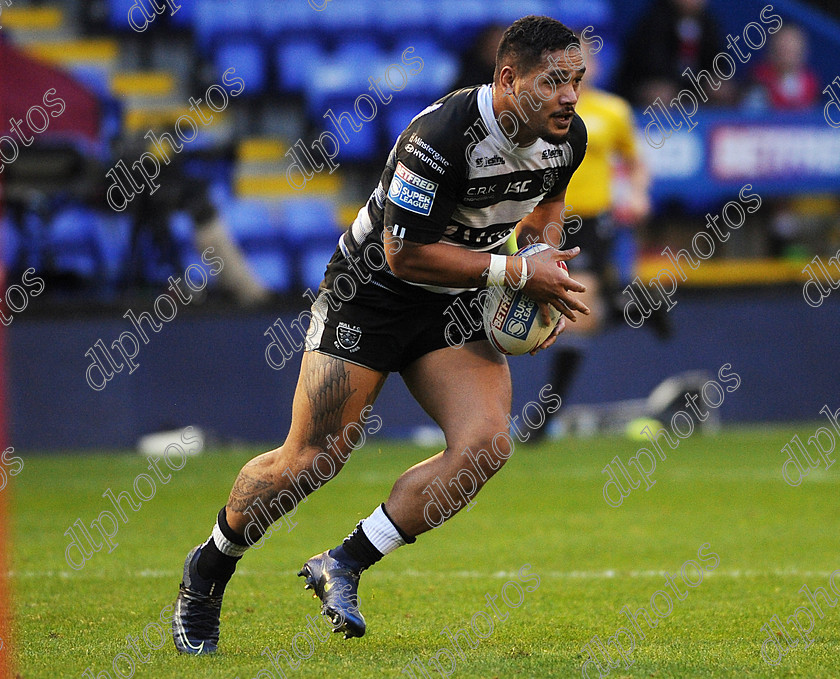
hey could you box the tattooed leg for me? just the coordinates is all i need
[225,352,386,536]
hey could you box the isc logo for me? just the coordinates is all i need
[505,180,532,194]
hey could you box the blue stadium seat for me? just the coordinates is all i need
[245,252,292,293]
[225,200,276,247]
[558,0,614,31]
[390,41,458,99]
[107,0,137,30]
[168,0,195,29]
[374,0,433,36]
[259,0,317,39]
[334,38,384,67]
[384,99,427,145]
[314,0,375,36]
[96,214,132,288]
[214,40,267,96]
[276,39,324,92]
[109,0,192,30]
[194,0,256,49]
[169,211,205,270]
[431,0,493,42]
[334,115,381,162]
[492,0,550,25]
[47,206,106,281]
[0,217,21,271]
[307,44,388,115]
[69,66,111,97]
[277,198,338,245]
[301,245,337,291]
[315,94,382,161]
[223,200,291,291]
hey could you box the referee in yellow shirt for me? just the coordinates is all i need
[535,50,662,438]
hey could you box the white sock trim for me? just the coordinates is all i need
[212,523,249,558]
[361,505,406,556]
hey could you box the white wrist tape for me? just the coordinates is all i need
[513,257,529,290]
[487,254,508,286]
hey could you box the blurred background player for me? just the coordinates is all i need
[744,25,833,259]
[529,48,666,439]
[617,0,735,106]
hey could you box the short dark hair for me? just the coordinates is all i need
[494,15,580,81]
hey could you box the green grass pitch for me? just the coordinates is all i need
[9,425,840,678]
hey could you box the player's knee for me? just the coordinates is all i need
[450,420,511,480]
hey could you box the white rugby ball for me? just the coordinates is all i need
[483,243,566,356]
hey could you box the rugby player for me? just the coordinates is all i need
[173,15,590,653]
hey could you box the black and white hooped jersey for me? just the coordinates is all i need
[340,83,587,296]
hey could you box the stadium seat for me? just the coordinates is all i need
[492,0,550,25]
[312,94,382,161]
[224,200,276,246]
[277,198,338,246]
[431,0,493,42]
[373,0,432,36]
[384,98,427,145]
[245,252,292,293]
[106,0,137,31]
[558,0,614,31]
[168,0,196,29]
[68,65,111,97]
[0,217,22,271]
[96,214,132,288]
[258,0,316,40]
[212,200,293,291]
[169,211,204,267]
[193,0,256,48]
[307,45,389,115]
[301,244,337,291]
[46,206,106,281]
[335,117,381,162]
[214,40,267,96]
[276,39,324,92]
[314,0,375,36]
[390,40,458,99]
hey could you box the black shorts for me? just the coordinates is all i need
[305,246,488,373]
[562,213,615,276]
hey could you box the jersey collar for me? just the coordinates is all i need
[478,83,538,159]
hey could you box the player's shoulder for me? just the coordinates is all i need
[409,86,482,130]
[568,112,588,155]
[399,88,481,150]
[393,87,480,180]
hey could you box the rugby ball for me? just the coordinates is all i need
[483,243,565,356]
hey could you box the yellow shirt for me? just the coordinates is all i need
[565,88,638,218]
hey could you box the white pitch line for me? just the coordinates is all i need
[7,568,837,580]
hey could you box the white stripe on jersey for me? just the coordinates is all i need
[452,197,544,230]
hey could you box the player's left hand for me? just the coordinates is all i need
[529,312,566,355]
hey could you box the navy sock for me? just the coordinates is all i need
[196,507,246,583]
[329,522,383,573]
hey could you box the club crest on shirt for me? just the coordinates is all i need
[335,322,362,352]
[542,169,559,193]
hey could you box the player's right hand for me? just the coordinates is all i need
[522,246,590,323]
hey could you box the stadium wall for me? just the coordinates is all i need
[9,288,837,450]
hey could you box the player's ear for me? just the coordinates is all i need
[498,64,515,93]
